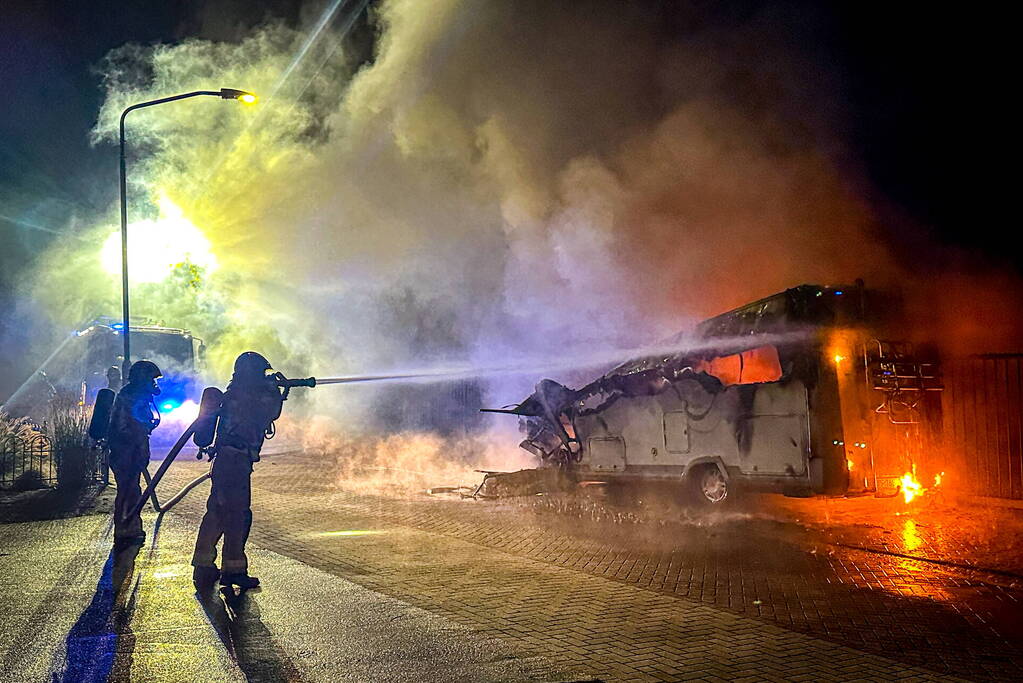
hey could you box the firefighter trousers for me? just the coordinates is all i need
[109,453,146,541]
[191,446,253,573]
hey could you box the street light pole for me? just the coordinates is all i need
[118,88,256,380]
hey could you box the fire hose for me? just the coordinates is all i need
[126,386,222,521]
[134,422,206,518]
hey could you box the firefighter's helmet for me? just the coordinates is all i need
[127,360,162,385]
[233,351,272,381]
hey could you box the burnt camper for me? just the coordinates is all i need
[488,283,942,506]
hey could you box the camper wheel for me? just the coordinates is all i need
[687,464,729,507]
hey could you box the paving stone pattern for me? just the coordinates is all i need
[158,453,1022,682]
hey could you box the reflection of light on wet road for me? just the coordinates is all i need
[896,518,927,576]
[902,519,923,553]
[820,515,957,602]
[888,518,953,601]
[152,569,182,579]
[314,530,385,537]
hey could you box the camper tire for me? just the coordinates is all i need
[687,464,730,508]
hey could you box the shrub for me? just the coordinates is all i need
[46,393,94,491]
[12,469,47,491]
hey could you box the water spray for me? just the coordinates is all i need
[313,373,458,385]
[310,329,817,388]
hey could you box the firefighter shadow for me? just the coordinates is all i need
[53,545,140,683]
[148,512,167,549]
[195,587,302,682]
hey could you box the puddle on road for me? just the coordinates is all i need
[313,530,386,538]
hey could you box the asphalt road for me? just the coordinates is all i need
[0,513,569,682]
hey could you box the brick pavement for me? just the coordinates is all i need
[155,452,1023,681]
[770,494,1023,578]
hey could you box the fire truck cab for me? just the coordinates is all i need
[2,318,205,421]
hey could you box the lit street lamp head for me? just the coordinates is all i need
[220,88,257,104]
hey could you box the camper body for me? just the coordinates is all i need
[503,284,941,505]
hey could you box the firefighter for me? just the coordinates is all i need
[191,351,285,590]
[107,360,162,548]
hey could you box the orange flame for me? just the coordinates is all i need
[900,466,924,503]
[898,467,946,503]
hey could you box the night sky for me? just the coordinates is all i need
[0,0,1012,398]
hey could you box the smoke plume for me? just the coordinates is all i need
[17,0,1022,475]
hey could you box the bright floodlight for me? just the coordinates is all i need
[220,88,257,104]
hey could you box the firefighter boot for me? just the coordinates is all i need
[192,566,220,591]
[221,572,260,590]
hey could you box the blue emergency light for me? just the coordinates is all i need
[161,401,178,412]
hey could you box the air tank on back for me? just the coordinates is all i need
[88,388,116,441]
[192,386,225,448]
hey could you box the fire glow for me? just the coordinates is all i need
[899,466,945,503]
[900,469,924,503]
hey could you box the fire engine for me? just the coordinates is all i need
[3,317,205,428]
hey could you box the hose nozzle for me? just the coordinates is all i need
[273,373,316,389]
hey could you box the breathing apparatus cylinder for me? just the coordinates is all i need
[88,388,116,441]
[192,386,224,449]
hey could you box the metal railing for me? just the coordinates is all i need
[0,433,56,488]
[1,432,107,490]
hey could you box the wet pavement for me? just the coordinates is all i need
[0,508,567,681]
[3,448,1022,681]
[165,450,1021,681]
